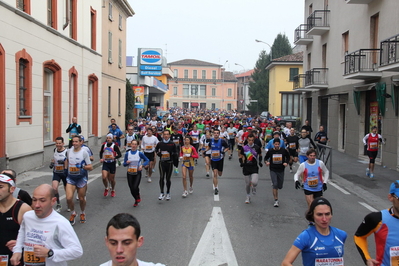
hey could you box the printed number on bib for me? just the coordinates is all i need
[145,145,153,151]
[369,142,378,149]
[390,246,399,266]
[289,143,296,149]
[161,151,170,161]
[272,154,283,164]
[69,166,80,174]
[211,150,220,159]
[128,166,138,175]
[307,176,318,187]
[0,255,8,266]
[24,251,45,265]
[55,166,64,171]
[183,153,191,162]
[192,137,198,142]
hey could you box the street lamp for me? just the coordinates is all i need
[235,63,246,112]
[255,39,272,60]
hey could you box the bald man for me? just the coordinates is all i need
[11,184,83,266]
[66,117,82,148]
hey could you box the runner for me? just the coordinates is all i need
[264,138,290,207]
[199,129,212,178]
[298,129,317,163]
[285,128,299,173]
[123,139,149,207]
[281,197,347,266]
[100,134,122,198]
[141,128,159,183]
[240,134,263,204]
[171,125,184,175]
[179,136,199,197]
[49,136,68,212]
[227,122,238,160]
[206,129,229,195]
[294,148,329,207]
[189,124,201,165]
[125,126,138,152]
[363,126,385,178]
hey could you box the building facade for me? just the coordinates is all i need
[235,70,254,112]
[266,52,303,117]
[168,59,237,110]
[0,0,103,173]
[101,0,134,133]
[294,0,399,169]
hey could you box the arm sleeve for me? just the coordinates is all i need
[114,145,122,159]
[139,152,150,167]
[362,134,369,145]
[123,153,129,166]
[13,214,27,253]
[319,161,330,183]
[99,144,104,159]
[191,146,199,159]
[66,124,72,133]
[76,125,82,134]
[294,163,305,182]
[354,212,382,264]
[51,223,83,262]
[18,190,32,206]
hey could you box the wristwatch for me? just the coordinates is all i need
[48,249,54,258]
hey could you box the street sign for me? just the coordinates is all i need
[249,100,258,102]
[140,70,162,76]
[239,100,244,103]
[140,65,162,71]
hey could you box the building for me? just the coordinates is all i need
[266,52,303,117]
[168,59,237,110]
[102,0,134,133]
[235,70,254,112]
[294,0,399,169]
[0,0,102,173]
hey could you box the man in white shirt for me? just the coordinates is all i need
[100,213,165,266]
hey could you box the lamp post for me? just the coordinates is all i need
[235,63,246,112]
[221,60,228,110]
[255,39,272,60]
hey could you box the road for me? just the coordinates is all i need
[18,154,382,266]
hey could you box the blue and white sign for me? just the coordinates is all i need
[140,71,162,76]
[139,48,163,65]
[140,65,162,71]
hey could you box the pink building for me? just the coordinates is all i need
[168,59,237,110]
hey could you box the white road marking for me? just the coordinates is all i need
[328,181,350,195]
[358,202,378,212]
[188,207,238,266]
[59,174,102,200]
[214,194,220,201]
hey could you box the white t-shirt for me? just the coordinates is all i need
[100,259,165,266]
[141,135,159,153]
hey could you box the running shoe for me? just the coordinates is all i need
[229,155,232,160]
[245,196,250,204]
[366,168,370,177]
[182,191,188,198]
[76,194,79,201]
[69,213,76,225]
[80,213,86,224]
[189,187,194,194]
[290,168,293,173]
[133,202,138,207]
[370,173,374,178]
[174,167,179,174]
[55,204,62,213]
[252,186,257,195]
[147,177,152,183]
[158,193,165,200]
[67,208,71,212]
[206,173,210,178]
[214,188,219,195]
[195,159,198,165]
[137,194,141,203]
[166,193,171,201]
[274,200,279,207]
[111,190,115,197]
[103,188,109,197]
[152,168,155,173]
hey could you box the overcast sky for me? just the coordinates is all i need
[126,0,304,73]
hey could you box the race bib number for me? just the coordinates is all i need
[24,251,45,266]
[0,255,8,266]
[161,151,170,161]
[320,136,327,143]
[390,246,399,266]
[228,132,234,136]
[104,154,112,159]
[272,154,283,164]
[211,150,220,160]
[369,142,378,149]
[127,143,131,147]
[192,137,198,142]
[289,143,296,149]
[69,166,80,175]
[128,165,138,175]
[307,176,318,187]
[173,139,179,145]
[315,257,344,266]
[55,166,64,172]
[145,145,153,151]
[183,153,191,162]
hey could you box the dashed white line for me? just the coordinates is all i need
[59,174,102,200]
[328,181,350,195]
[358,202,378,212]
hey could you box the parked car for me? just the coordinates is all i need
[274,116,300,128]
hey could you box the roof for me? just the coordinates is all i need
[271,51,303,62]
[223,71,237,82]
[235,69,254,78]
[168,59,222,67]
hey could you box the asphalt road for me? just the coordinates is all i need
[18,154,382,266]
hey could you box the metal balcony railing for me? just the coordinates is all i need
[344,49,381,75]
[294,24,312,42]
[293,74,306,90]
[307,10,330,30]
[380,34,399,67]
[305,68,328,87]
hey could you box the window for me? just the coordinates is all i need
[43,69,53,142]
[228,88,232,97]
[88,74,98,136]
[119,13,122,30]
[90,7,97,50]
[289,68,299,81]
[16,0,31,14]
[342,31,349,56]
[88,80,93,135]
[200,85,206,97]
[193,70,197,79]
[118,88,121,116]
[47,0,57,29]
[322,44,327,69]
[191,85,198,96]
[184,70,188,79]
[281,93,301,116]
[212,70,216,79]
[118,39,122,68]
[108,86,111,116]
[69,0,77,40]
[108,2,113,21]
[16,49,33,124]
[183,84,189,96]
[212,87,216,96]
[108,31,112,63]
[173,102,177,107]
[69,67,78,119]
[174,69,178,78]
[0,45,5,157]
[211,103,216,110]
[173,87,177,95]
[202,70,206,79]
[182,102,189,109]
[227,103,232,111]
[200,103,206,109]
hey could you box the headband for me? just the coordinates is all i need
[0,174,16,187]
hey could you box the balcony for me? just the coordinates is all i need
[305,68,329,89]
[293,74,306,91]
[379,34,399,72]
[346,0,374,3]
[306,10,330,36]
[344,49,382,79]
[294,24,313,45]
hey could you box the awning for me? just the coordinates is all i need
[191,102,199,107]
[353,83,376,91]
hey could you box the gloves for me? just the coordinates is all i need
[323,183,327,191]
[295,181,301,190]
[49,162,54,169]
[57,160,65,164]
[259,162,263,168]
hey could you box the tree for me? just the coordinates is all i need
[248,33,292,115]
[125,78,135,125]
